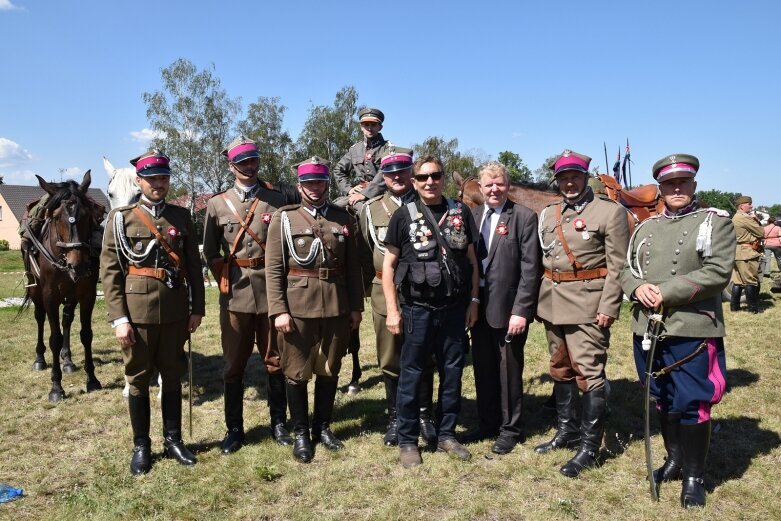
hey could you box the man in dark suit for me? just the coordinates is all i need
[465,161,541,454]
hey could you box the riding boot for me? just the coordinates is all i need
[418,369,438,449]
[534,381,581,454]
[560,386,605,477]
[383,375,399,446]
[312,377,344,451]
[20,238,37,287]
[128,394,151,475]
[680,420,711,508]
[161,387,197,465]
[221,382,245,454]
[745,284,760,313]
[654,411,683,482]
[287,379,313,463]
[730,284,743,312]
[268,373,293,446]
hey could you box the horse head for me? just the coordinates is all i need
[37,170,97,281]
[104,157,140,209]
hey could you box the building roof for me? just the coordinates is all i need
[168,193,213,213]
[0,184,110,221]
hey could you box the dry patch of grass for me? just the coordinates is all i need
[1,283,780,520]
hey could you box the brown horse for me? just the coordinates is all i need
[22,171,103,401]
[453,172,560,214]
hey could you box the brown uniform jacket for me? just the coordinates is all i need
[536,188,630,324]
[265,203,364,318]
[101,202,206,324]
[333,134,390,198]
[732,210,764,261]
[202,184,286,313]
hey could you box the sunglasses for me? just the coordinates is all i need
[413,172,444,182]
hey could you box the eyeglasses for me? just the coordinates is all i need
[413,172,444,182]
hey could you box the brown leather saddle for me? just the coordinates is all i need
[597,175,664,224]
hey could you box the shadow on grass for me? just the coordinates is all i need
[707,416,781,490]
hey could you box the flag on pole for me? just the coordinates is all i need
[622,139,631,187]
[613,146,622,185]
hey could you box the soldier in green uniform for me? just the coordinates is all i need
[101,150,205,475]
[534,150,630,478]
[202,136,293,454]
[358,149,437,448]
[265,157,364,463]
[621,154,734,508]
[730,195,764,313]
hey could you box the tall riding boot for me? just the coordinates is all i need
[161,387,197,465]
[221,382,245,454]
[383,375,399,446]
[730,284,743,312]
[654,411,683,482]
[312,378,344,451]
[680,420,711,508]
[418,369,438,449]
[560,386,606,477]
[534,381,581,454]
[287,379,313,463]
[745,284,760,313]
[347,333,362,395]
[128,394,151,475]
[268,373,293,446]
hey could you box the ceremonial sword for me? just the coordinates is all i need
[188,332,193,439]
[642,309,665,502]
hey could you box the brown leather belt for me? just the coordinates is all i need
[288,267,344,279]
[128,266,168,281]
[544,267,608,282]
[233,257,265,268]
[375,270,383,279]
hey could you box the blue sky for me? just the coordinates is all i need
[1,0,779,205]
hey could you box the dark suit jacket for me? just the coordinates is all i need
[472,200,541,329]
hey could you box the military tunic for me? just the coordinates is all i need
[265,203,364,381]
[101,202,206,396]
[333,134,390,200]
[202,183,287,382]
[536,187,630,392]
[731,210,764,285]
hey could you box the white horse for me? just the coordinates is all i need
[103,157,160,399]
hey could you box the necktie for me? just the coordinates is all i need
[477,208,494,263]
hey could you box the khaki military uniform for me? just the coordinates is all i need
[101,202,206,396]
[265,203,364,382]
[333,134,390,201]
[536,187,630,392]
[731,210,764,285]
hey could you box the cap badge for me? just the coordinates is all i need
[562,149,572,157]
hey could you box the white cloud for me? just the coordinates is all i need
[0,0,22,11]
[511,131,527,140]
[130,128,166,144]
[0,137,34,167]
[0,169,38,182]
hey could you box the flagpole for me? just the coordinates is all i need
[604,142,609,177]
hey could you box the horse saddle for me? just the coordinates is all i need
[619,184,660,208]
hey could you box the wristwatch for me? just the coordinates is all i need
[470,297,480,304]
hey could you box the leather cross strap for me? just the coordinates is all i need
[544,268,608,282]
[131,207,181,268]
[223,194,264,257]
[555,203,584,271]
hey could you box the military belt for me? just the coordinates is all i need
[233,256,265,268]
[375,270,383,279]
[288,267,344,279]
[128,266,186,281]
[544,267,608,282]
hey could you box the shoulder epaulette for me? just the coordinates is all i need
[278,203,301,212]
[326,202,350,214]
[365,194,384,206]
[706,207,731,218]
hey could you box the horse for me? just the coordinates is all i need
[22,171,104,401]
[594,174,664,230]
[453,172,560,214]
[104,157,140,209]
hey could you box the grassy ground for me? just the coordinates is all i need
[1,278,780,521]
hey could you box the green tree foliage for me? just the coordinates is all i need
[143,59,240,214]
[497,150,532,182]
[236,96,294,185]
[696,189,741,214]
[295,86,361,168]
[533,155,558,183]
[766,204,781,218]
[412,136,482,197]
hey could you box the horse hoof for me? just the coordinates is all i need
[48,390,66,402]
[33,361,48,371]
[62,363,77,374]
[87,380,103,392]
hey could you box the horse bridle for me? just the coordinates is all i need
[26,198,93,276]
[457,175,478,201]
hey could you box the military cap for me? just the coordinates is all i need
[222,135,260,163]
[296,156,330,182]
[130,149,171,177]
[553,149,591,175]
[359,107,384,124]
[652,153,699,183]
[380,146,414,173]
[735,195,753,205]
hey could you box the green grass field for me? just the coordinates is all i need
[0,280,780,520]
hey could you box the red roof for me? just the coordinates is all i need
[168,193,212,212]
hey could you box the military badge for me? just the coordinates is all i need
[134,241,143,252]
[296,238,306,247]
[496,223,508,236]
[342,225,350,237]
[365,152,372,161]
[262,213,272,224]
[573,218,586,231]
[167,225,179,238]
[451,215,463,229]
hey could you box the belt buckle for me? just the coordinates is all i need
[319,268,329,279]
[551,271,561,283]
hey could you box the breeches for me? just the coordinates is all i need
[123,321,188,397]
[732,259,759,285]
[220,308,278,383]
[275,316,351,382]
[543,321,609,392]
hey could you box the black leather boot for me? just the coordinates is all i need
[535,381,581,454]
[312,378,344,451]
[730,284,743,312]
[654,411,683,483]
[745,284,760,313]
[161,387,197,466]
[418,370,438,449]
[383,376,399,446]
[680,420,711,508]
[287,379,313,463]
[560,386,605,477]
[221,382,245,455]
[128,394,152,475]
[268,373,293,446]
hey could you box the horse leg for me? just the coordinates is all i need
[80,295,102,392]
[32,303,48,371]
[46,306,66,402]
[60,300,77,374]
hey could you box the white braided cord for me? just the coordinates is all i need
[113,210,157,263]
[281,210,323,266]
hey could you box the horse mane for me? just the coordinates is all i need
[43,180,100,216]
[509,178,557,193]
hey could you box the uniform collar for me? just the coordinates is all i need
[390,188,415,206]
[365,133,385,149]
[303,203,328,218]
[233,182,260,203]
[139,196,166,218]
[563,186,594,213]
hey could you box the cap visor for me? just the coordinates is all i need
[137,167,171,177]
